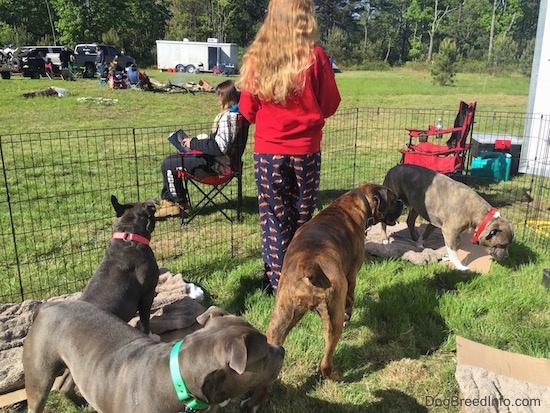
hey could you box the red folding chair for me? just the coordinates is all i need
[179,114,250,225]
[400,101,477,174]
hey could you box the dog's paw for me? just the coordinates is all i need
[382,239,389,245]
[149,333,161,342]
[239,398,257,413]
[343,313,351,327]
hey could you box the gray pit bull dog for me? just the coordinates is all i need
[56,195,160,404]
[80,195,159,334]
[23,301,285,413]
[381,164,514,271]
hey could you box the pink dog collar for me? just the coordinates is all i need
[112,232,150,245]
[471,208,499,243]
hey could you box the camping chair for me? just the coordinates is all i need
[179,114,250,225]
[44,60,55,79]
[97,67,108,87]
[400,101,477,174]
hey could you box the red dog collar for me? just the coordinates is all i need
[471,208,499,243]
[112,232,150,245]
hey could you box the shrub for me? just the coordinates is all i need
[431,38,458,86]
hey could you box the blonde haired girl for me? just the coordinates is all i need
[239,0,341,295]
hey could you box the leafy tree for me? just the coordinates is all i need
[324,27,350,65]
[0,1,54,45]
[51,0,126,46]
[165,0,209,41]
[405,0,432,60]
[0,23,33,47]
[490,35,518,71]
[118,0,169,62]
[0,0,541,72]
[518,37,535,76]
[430,37,457,85]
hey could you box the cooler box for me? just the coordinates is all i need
[470,133,522,175]
[471,151,512,182]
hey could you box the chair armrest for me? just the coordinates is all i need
[406,125,462,138]
[407,125,436,138]
[402,142,470,155]
[179,149,205,156]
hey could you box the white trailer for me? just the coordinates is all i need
[156,39,238,74]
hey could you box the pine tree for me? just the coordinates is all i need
[430,38,457,86]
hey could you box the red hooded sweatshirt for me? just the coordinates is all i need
[239,45,341,155]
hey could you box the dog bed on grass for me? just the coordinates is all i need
[0,269,203,403]
[455,336,550,412]
[456,365,550,412]
[364,222,493,273]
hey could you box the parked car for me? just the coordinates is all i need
[10,46,64,79]
[0,49,13,79]
[73,44,134,78]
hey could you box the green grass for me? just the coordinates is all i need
[1,68,549,413]
[0,67,531,134]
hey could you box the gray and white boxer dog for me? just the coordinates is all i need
[381,164,514,271]
[23,301,285,413]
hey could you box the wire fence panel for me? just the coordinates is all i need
[1,107,548,303]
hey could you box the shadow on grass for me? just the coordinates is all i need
[504,240,539,270]
[265,378,428,413]
[220,273,265,316]
[183,194,259,220]
[338,267,479,381]
[365,389,429,413]
[461,175,534,208]
[179,252,260,310]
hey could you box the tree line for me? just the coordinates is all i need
[0,0,540,73]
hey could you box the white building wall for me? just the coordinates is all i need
[524,0,550,176]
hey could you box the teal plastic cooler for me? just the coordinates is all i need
[470,151,512,181]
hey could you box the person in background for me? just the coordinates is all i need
[59,46,73,70]
[110,57,124,73]
[238,0,341,295]
[126,63,150,89]
[126,63,140,84]
[107,58,127,89]
[95,46,105,75]
[155,79,241,219]
[44,57,54,77]
[36,51,46,75]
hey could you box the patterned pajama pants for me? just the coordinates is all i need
[254,152,321,293]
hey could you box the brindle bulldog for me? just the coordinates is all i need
[381,164,514,272]
[23,301,285,413]
[266,183,403,380]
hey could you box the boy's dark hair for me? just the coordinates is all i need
[216,80,240,109]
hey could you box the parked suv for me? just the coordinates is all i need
[73,44,134,78]
[11,46,63,79]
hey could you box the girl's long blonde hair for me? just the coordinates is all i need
[238,0,318,105]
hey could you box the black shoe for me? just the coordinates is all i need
[261,270,274,296]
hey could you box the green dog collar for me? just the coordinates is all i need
[170,340,210,411]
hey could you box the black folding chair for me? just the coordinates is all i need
[179,114,250,225]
